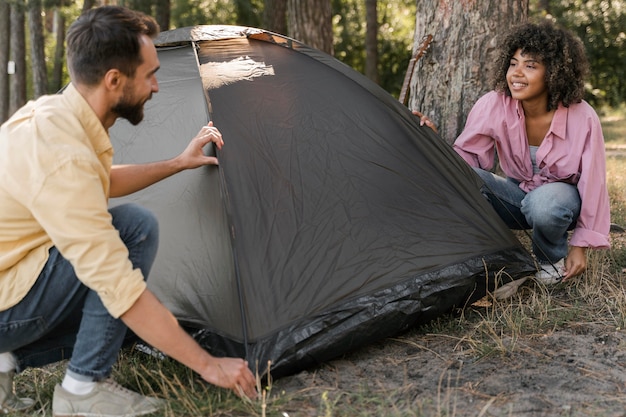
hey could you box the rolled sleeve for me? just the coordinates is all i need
[569,115,611,249]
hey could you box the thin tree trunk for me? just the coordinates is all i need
[537,0,550,13]
[287,0,333,54]
[52,7,66,92]
[234,0,259,27]
[29,0,48,97]
[411,0,528,143]
[155,0,170,31]
[0,0,10,122]
[82,0,96,13]
[365,0,378,83]
[263,0,287,35]
[9,2,26,115]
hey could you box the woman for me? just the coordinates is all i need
[455,20,610,283]
[423,21,610,283]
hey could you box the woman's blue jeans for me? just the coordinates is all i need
[0,203,158,381]
[473,168,581,263]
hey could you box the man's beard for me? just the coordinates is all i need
[112,93,148,126]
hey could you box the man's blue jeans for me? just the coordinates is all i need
[0,203,159,381]
[473,168,581,263]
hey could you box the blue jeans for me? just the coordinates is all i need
[473,168,581,263]
[0,203,158,381]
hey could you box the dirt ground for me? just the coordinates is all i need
[274,320,626,416]
[270,233,626,417]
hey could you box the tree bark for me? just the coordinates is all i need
[263,0,287,35]
[537,0,550,14]
[29,0,48,98]
[287,0,333,54]
[411,0,529,143]
[365,0,378,83]
[155,0,170,31]
[9,1,26,115]
[51,7,66,92]
[234,0,259,27]
[82,0,96,13]
[0,0,10,123]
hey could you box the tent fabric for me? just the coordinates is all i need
[110,25,535,378]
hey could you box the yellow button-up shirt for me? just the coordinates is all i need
[0,84,146,318]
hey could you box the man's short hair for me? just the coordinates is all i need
[66,6,159,86]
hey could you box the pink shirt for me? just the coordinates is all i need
[454,91,610,249]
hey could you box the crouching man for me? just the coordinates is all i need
[0,5,256,416]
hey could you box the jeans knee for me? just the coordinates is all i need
[111,203,159,243]
[133,205,159,243]
[523,201,574,230]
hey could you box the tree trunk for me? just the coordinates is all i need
[0,0,10,123]
[51,7,66,92]
[125,0,152,15]
[537,0,550,13]
[263,0,287,35]
[411,0,528,143]
[9,2,26,115]
[29,0,48,98]
[364,0,378,83]
[234,0,259,27]
[155,0,170,31]
[287,0,333,54]
[82,0,96,13]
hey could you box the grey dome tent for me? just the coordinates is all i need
[109,25,535,378]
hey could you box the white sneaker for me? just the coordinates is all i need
[535,258,565,285]
[52,379,165,417]
[0,370,35,414]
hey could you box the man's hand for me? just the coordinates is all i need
[563,246,587,281]
[109,122,225,197]
[200,357,258,400]
[121,290,257,400]
[176,121,224,168]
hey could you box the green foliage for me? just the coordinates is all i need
[16,0,625,108]
[170,0,238,28]
[332,0,416,97]
[530,0,626,107]
[170,0,263,29]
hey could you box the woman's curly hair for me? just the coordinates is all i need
[490,20,589,111]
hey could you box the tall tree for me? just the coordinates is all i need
[29,0,48,98]
[9,1,26,115]
[263,0,287,35]
[51,6,66,92]
[410,0,529,143]
[82,0,95,13]
[155,0,170,31]
[287,0,333,54]
[234,0,260,26]
[364,0,378,83]
[0,0,10,123]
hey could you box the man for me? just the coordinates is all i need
[0,5,256,416]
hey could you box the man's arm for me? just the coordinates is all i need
[121,289,257,399]
[109,122,224,198]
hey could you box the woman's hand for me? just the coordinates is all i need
[412,110,438,134]
[563,246,587,281]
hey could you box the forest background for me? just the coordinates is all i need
[0,0,624,137]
